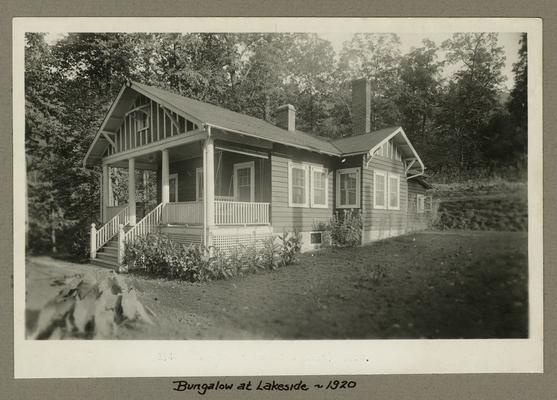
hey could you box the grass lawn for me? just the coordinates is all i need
[26,230,528,339]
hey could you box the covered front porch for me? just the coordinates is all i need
[91,131,273,264]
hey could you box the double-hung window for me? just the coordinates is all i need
[310,166,328,208]
[388,174,400,210]
[195,167,203,201]
[336,167,361,208]
[417,194,425,214]
[374,170,400,210]
[373,170,387,209]
[288,162,309,207]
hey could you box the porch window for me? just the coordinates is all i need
[373,170,387,209]
[288,162,309,207]
[310,166,328,208]
[169,173,178,202]
[196,168,203,201]
[388,173,400,210]
[233,161,255,202]
[336,167,360,208]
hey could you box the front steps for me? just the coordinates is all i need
[90,236,120,270]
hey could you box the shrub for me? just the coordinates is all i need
[123,233,301,283]
[30,273,153,339]
[328,209,362,247]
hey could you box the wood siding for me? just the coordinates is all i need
[362,155,408,231]
[270,146,335,232]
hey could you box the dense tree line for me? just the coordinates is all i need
[25,32,527,255]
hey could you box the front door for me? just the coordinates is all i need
[234,161,255,202]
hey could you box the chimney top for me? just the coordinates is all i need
[352,78,371,135]
[275,104,296,132]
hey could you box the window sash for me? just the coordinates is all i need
[311,167,328,207]
[336,168,360,208]
[196,168,203,201]
[288,163,309,207]
[374,171,387,209]
[388,174,400,210]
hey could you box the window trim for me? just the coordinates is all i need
[288,162,310,208]
[336,167,361,209]
[310,166,329,208]
[387,173,401,210]
[195,168,203,201]
[233,161,255,202]
[373,169,387,209]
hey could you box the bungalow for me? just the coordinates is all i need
[84,79,432,269]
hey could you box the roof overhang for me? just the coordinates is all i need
[364,127,425,179]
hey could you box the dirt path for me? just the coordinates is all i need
[26,231,528,339]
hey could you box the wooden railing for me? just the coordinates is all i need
[123,202,164,244]
[163,201,204,225]
[214,200,270,225]
[90,205,129,259]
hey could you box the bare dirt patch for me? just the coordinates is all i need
[26,231,528,339]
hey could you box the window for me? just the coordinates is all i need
[336,167,361,208]
[310,232,323,244]
[196,168,203,201]
[288,163,309,207]
[169,173,178,202]
[388,174,400,210]
[234,161,255,202]
[137,111,149,131]
[417,194,425,214]
[373,170,387,209]
[310,166,328,208]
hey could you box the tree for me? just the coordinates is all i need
[396,39,444,145]
[438,33,506,172]
[506,33,527,162]
[338,33,402,132]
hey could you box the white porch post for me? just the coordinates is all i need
[161,148,170,204]
[203,132,215,247]
[128,158,136,225]
[102,164,109,223]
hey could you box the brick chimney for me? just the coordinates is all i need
[352,78,371,135]
[275,104,296,131]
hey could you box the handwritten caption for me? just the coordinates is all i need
[172,379,356,395]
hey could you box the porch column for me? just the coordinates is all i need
[102,164,109,223]
[128,158,136,225]
[161,148,170,204]
[203,135,215,246]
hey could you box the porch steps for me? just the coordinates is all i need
[90,236,120,270]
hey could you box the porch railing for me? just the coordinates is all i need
[214,200,270,225]
[163,201,204,225]
[90,205,129,259]
[123,202,164,245]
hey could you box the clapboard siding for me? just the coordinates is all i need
[270,149,335,232]
[362,153,408,231]
[406,179,429,231]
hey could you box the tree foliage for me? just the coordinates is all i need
[24,32,527,256]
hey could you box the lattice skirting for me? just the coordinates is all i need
[210,227,274,252]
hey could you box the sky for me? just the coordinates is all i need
[45,31,522,90]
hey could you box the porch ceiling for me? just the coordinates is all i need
[108,141,204,170]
